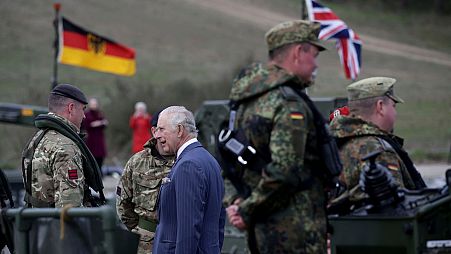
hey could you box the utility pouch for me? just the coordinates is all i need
[320,130,343,181]
[218,128,258,168]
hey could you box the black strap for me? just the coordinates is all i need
[0,169,14,208]
[376,135,426,189]
[279,86,343,180]
[21,129,48,207]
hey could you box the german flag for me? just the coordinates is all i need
[57,17,136,76]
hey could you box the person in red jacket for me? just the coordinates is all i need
[130,101,152,153]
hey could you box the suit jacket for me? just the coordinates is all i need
[153,141,225,254]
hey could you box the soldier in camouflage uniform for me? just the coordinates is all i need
[329,77,426,205]
[116,114,174,254]
[224,20,328,253]
[22,84,90,208]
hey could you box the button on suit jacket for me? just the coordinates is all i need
[153,141,225,254]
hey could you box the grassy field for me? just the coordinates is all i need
[0,0,450,168]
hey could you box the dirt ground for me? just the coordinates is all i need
[186,0,451,67]
[416,163,451,188]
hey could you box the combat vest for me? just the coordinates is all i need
[21,114,105,207]
[218,84,342,194]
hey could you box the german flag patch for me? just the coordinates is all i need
[68,169,78,180]
[387,164,399,171]
[290,112,304,120]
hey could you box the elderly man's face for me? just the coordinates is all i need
[154,113,180,155]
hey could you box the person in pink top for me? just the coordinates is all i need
[130,101,152,153]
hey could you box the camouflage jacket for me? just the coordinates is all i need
[116,138,174,229]
[329,116,417,203]
[226,63,327,252]
[25,113,86,207]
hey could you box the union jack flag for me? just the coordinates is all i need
[305,0,362,80]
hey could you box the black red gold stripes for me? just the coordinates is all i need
[58,17,136,76]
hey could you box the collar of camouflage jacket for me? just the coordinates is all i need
[144,138,175,162]
[329,116,389,139]
[229,63,310,102]
[46,112,80,133]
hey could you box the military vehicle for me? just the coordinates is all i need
[328,151,451,254]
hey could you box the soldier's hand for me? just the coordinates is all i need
[226,204,239,221]
[226,205,247,230]
[230,214,247,230]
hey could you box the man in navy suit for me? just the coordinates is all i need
[152,106,225,254]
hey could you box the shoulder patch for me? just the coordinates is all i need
[387,164,399,171]
[68,169,78,180]
[290,112,304,120]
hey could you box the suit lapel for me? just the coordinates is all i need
[156,141,203,220]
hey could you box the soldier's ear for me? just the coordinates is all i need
[375,99,385,116]
[67,102,75,114]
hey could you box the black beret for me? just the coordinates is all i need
[51,84,88,104]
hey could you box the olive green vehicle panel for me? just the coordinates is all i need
[329,194,451,254]
[0,102,48,126]
[3,206,139,254]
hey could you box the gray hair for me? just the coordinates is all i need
[349,96,390,117]
[135,101,147,112]
[161,106,198,137]
[48,93,75,113]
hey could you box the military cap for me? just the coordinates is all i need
[265,20,326,52]
[51,83,88,104]
[346,77,404,103]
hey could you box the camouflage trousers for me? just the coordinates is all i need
[252,194,327,253]
[132,226,155,254]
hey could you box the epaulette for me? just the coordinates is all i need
[375,137,395,153]
[279,86,300,102]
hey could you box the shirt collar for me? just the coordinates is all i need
[177,138,198,159]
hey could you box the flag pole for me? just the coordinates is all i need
[301,0,308,20]
[51,2,61,90]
